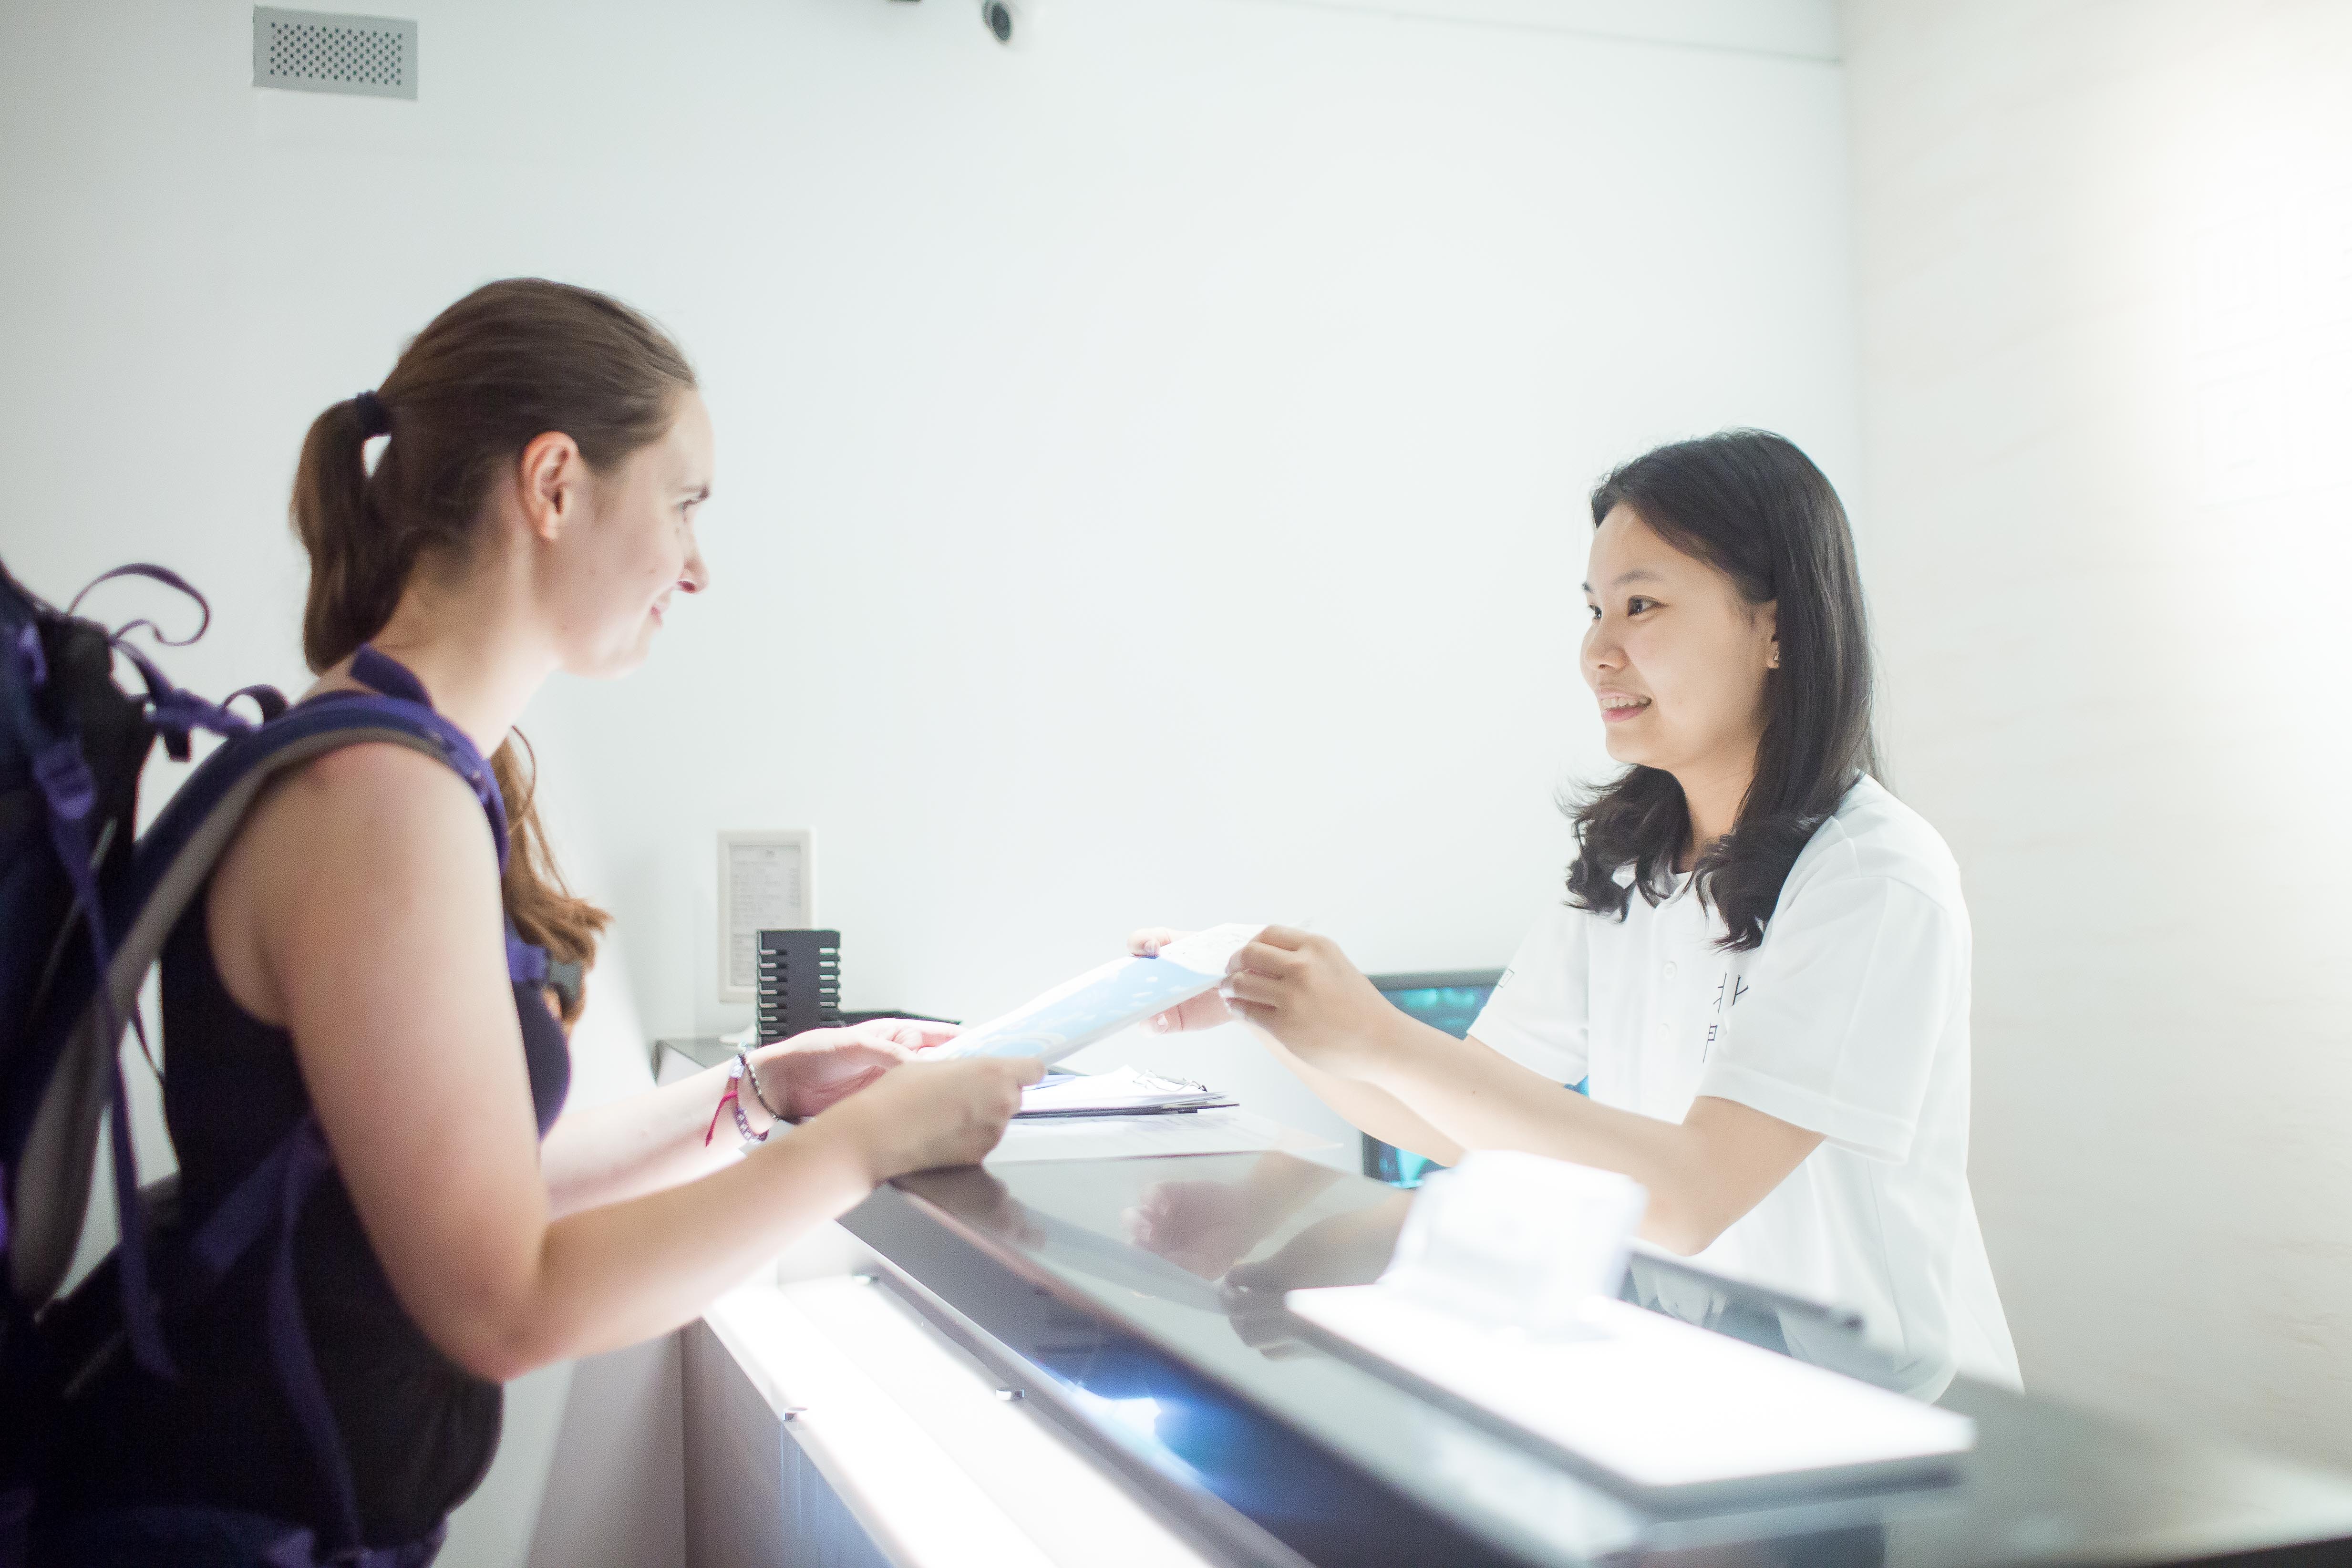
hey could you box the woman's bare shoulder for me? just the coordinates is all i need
[207,740,505,1021]
[219,740,490,908]
[255,740,495,855]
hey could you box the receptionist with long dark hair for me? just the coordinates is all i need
[1138,431,2018,1398]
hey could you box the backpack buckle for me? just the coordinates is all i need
[31,739,95,824]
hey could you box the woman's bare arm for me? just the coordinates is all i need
[1241,1021,1467,1165]
[1356,1024,1821,1253]
[542,1019,955,1218]
[1133,928,1465,1163]
[539,1068,751,1218]
[1131,927,1820,1254]
[217,744,1033,1381]
[1219,929,1823,1255]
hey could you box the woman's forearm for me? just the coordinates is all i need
[540,1060,760,1218]
[1248,1020,1468,1165]
[1360,1027,1725,1251]
[472,1115,876,1378]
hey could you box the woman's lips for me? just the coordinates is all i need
[1598,695,1651,723]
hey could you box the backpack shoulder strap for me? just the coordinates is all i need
[7,697,510,1318]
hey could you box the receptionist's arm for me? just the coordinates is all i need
[1139,926,1820,1256]
[1133,928,1464,1166]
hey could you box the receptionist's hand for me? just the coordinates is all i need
[753,1017,962,1120]
[1214,926,1406,1081]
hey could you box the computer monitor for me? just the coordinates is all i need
[1362,968,1588,1188]
[1362,970,1498,1188]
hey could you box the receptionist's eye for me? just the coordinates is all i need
[1627,596,1659,615]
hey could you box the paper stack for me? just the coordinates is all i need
[1015,1066,1235,1120]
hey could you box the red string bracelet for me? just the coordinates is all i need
[702,1083,737,1147]
[704,1058,771,1148]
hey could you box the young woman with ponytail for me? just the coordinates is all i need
[37,279,1038,1565]
[1135,432,2019,1400]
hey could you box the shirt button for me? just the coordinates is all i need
[1663,961,1678,979]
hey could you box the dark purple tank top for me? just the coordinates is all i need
[51,664,572,1546]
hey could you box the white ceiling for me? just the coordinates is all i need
[1227,0,1840,62]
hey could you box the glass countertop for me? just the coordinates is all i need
[846,1154,2352,1568]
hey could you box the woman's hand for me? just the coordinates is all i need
[1214,926,1407,1081]
[814,1055,1042,1181]
[1124,1178,1267,1279]
[1129,924,1413,1075]
[753,1018,961,1121]
[1131,927,1469,1167]
[1123,1154,1345,1279]
[1129,927,1239,1034]
[1224,1192,1413,1295]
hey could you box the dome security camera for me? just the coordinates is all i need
[979,0,1036,45]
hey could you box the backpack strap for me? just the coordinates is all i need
[67,563,271,762]
[185,1119,357,1546]
[2,611,261,1380]
[7,690,519,1324]
[64,563,214,646]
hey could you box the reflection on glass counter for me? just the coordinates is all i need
[847,1154,2352,1568]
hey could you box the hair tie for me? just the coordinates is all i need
[353,389,391,439]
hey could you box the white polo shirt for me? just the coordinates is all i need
[1470,777,2020,1398]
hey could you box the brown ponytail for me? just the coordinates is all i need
[289,279,698,1024]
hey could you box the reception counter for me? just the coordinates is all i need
[686,1149,2352,1568]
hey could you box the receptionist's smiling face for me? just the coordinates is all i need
[1580,503,1777,776]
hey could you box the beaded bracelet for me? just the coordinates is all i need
[702,1057,771,1148]
[735,1048,789,1123]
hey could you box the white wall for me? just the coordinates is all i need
[1,0,1858,1560]
[525,0,1860,1044]
[1840,0,2352,1468]
[0,0,1862,1088]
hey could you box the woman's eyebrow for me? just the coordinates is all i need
[1581,568,1665,592]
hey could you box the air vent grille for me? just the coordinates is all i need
[253,8,417,99]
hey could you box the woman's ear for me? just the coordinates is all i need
[1759,599,1781,671]
[515,430,585,543]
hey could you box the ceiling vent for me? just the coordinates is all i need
[253,8,417,100]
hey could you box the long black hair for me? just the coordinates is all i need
[1563,430,1878,951]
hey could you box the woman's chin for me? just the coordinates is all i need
[563,632,657,682]
[1600,731,1664,770]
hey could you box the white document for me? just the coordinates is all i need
[935,924,1264,1066]
[987,1107,1329,1164]
[1017,1066,1228,1118]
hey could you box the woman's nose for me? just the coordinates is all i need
[1583,621,1622,675]
[679,541,710,595]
